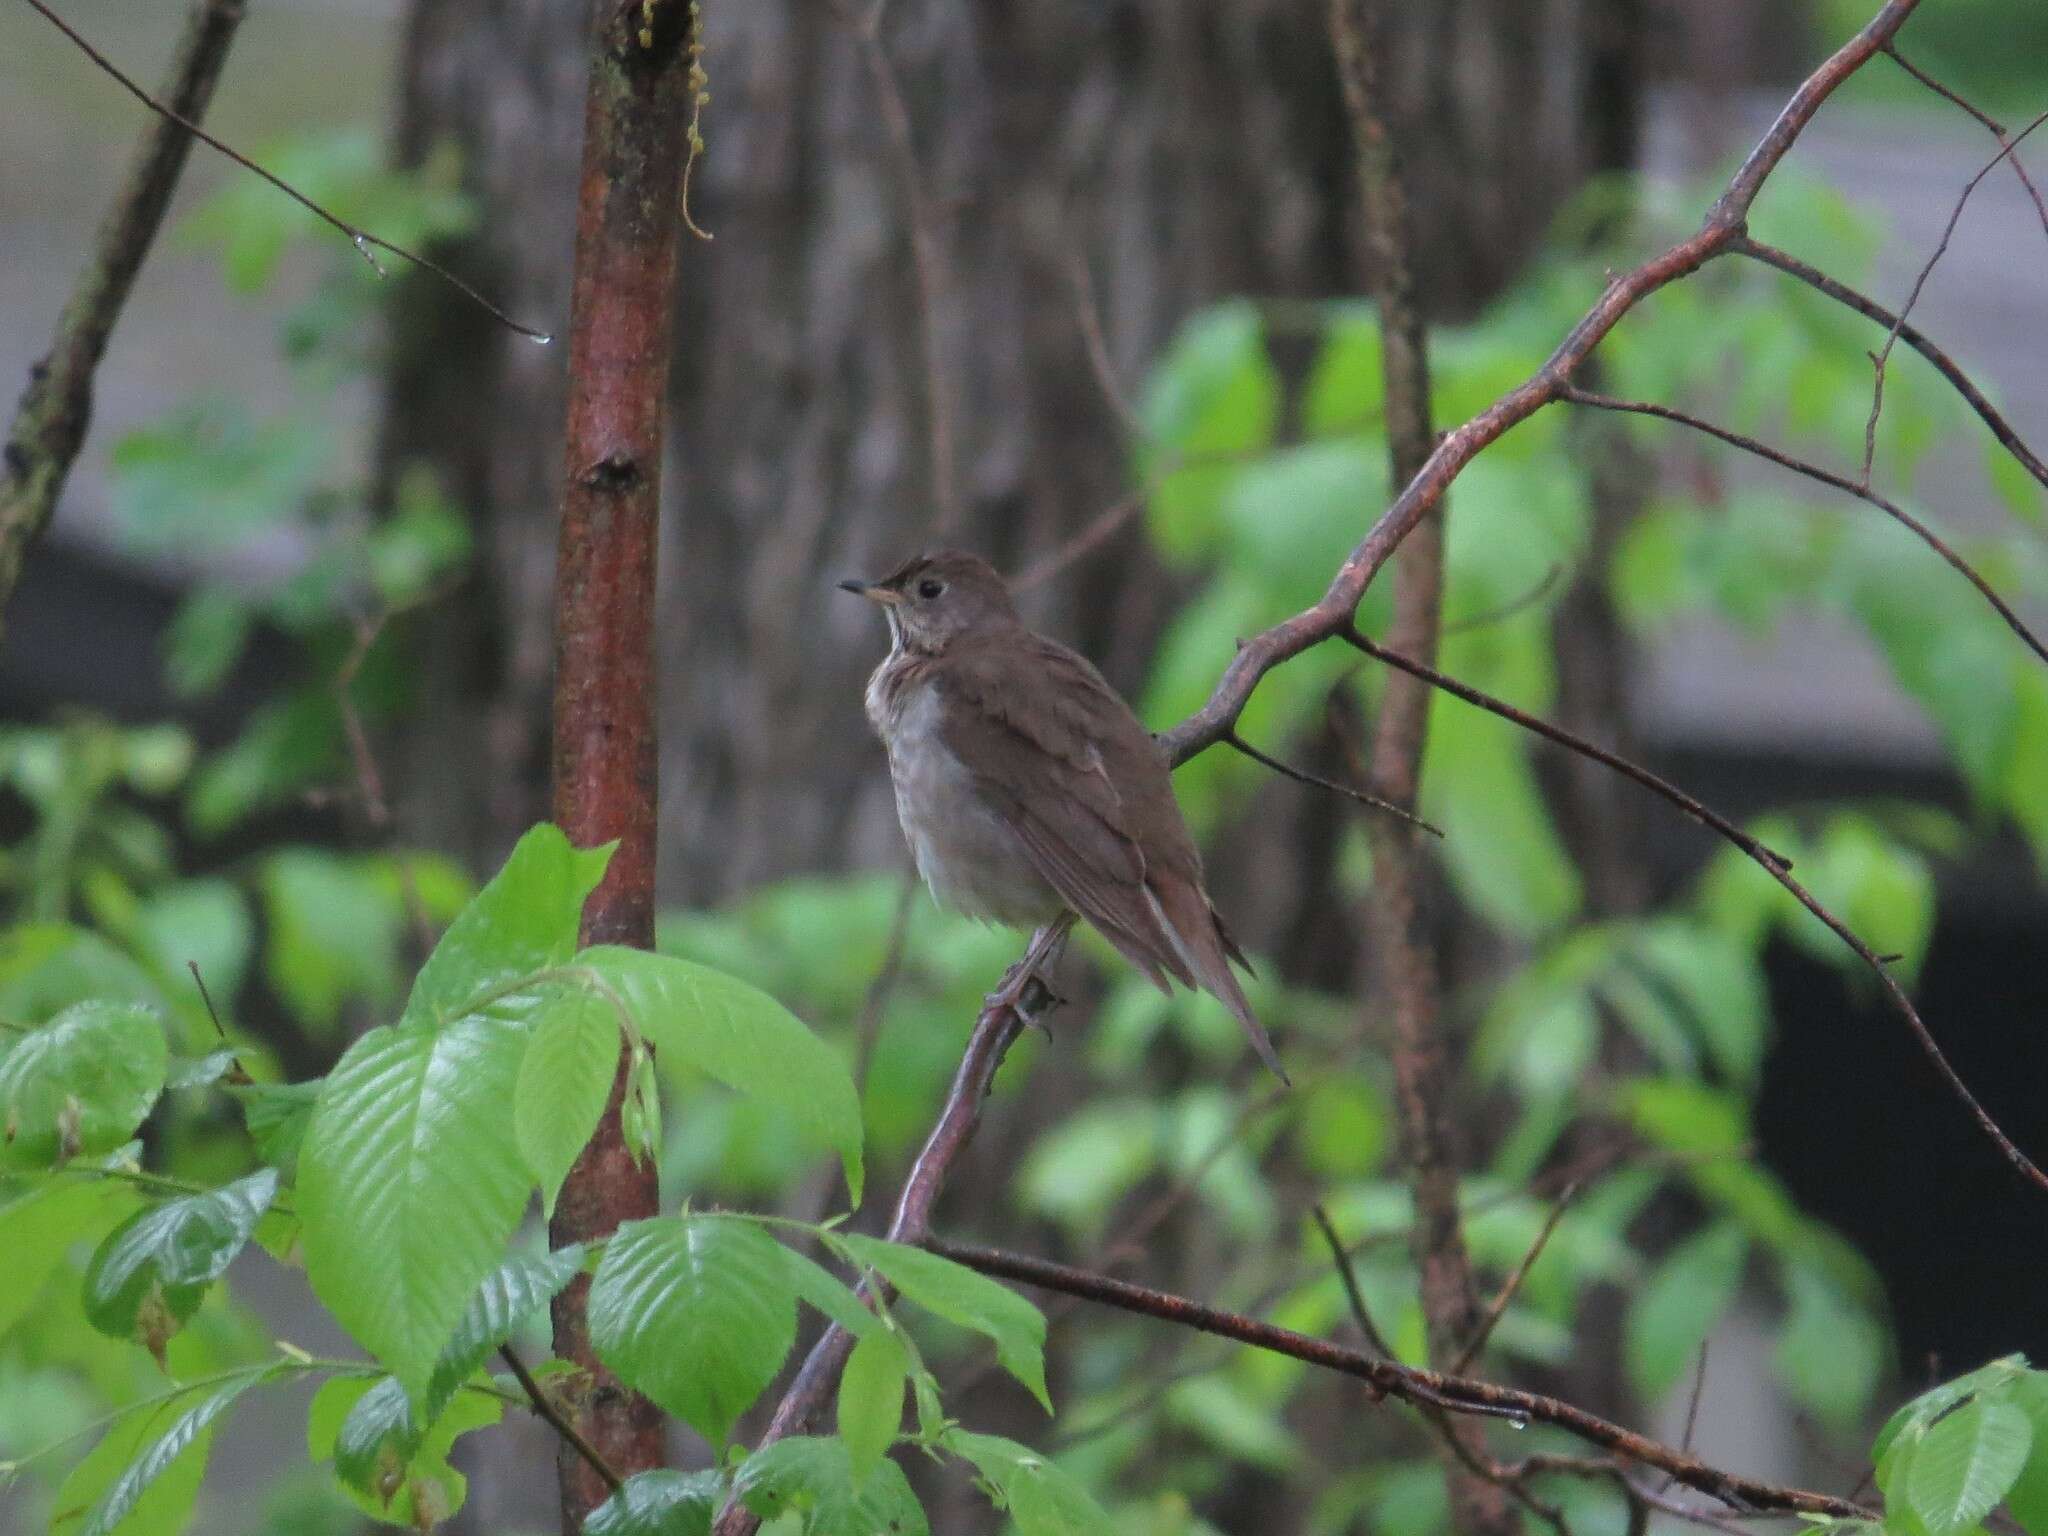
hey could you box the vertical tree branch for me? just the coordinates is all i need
[548,1,701,1527]
[1329,3,1513,1533]
[0,0,246,640]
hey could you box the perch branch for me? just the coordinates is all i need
[1,0,245,636]
[498,1344,625,1499]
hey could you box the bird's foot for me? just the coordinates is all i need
[982,915,1075,1031]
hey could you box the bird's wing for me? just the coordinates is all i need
[931,636,1197,989]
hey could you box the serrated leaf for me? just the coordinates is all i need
[84,1170,278,1352]
[299,1014,535,1401]
[946,1430,1116,1536]
[839,1236,1049,1411]
[582,946,863,1202]
[839,1327,909,1487]
[0,1001,167,1168]
[425,1244,585,1420]
[588,1215,797,1446]
[403,824,612,1029]
[1624,1220,1748,1402]
[1906,1398,2032,1536]
[73,1377,254,1536]
[734,1436,928,1536]
[774,1244,876,1338]
[515,990,620,1217]
[2000,1372,2048,1536]
[586,1470,724,1536]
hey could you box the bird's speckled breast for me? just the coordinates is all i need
[866,654,1062,927]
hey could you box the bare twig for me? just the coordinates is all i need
[1343,626,2048,1198]
[1067,245,1143,437]
[1885,47,2048,242]
[1443,564,1566,636]
[16,0,549,343]
[1732,234,2048,496]
[827,0,957,532]
[498,1343,626,1499]
[1557,384,2048,665]
[1225,729,1443,836]
[1012,491,1146,591]
[1657,1342,1713,1494]
[2,0,246,636]
[1856,107,2048,485]
[1311,1202,1397,1361]
[1451,1182,1580,1373]
[928,1238,1873,1521]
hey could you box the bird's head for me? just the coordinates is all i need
[839,549,1020,653]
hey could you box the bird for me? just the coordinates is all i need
[840,549,1287,1084]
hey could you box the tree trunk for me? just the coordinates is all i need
[381,0,1644,919]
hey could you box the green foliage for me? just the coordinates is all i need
[839,1235,1051,1411]
[82,1171,277,1359]
[0,1002,167,1169]
[733,1436,929,1536]
[586,1470,725,1536]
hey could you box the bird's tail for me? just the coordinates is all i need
[1145,876,1290,1086]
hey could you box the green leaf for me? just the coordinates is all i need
[734,1436,928,1536]
[1999,1372,2048,1536]
[231,1080,321,1182]
[588,1215,797,1446]
[1625,919,1769,1084]
[582,945,863,1202]
[84,1170,278,1353]
[1138,302,1281,562]
[515,990,620,1217]
[0,1001,167,1168]
[298,1013,535,1401]
[425,1244,585,1419]
[838,1327,909,1486]
[1624,1219,1748,1402]
[586,1470,725,1536]
[71,1377,254,1536]
[1423,700,1581,938]
[308,1372,503,1527]
[258,849,401,1033]
[1905,1398,2032,1536]
[1874,1358,2029,1470]
[0,1170,144,1338]
[839,1235,1049,1411]
[1774,1259,1886,1430]
[403,823,612,1029]
[947,1430,1116,1536]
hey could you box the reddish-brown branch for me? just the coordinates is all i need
[1,0,246,637]
[1556,384,2048,666]
[1154,0,1925,769]
[1731,234,2048,496]
[928,1238,1873,1521]
[547,2,702,1527]
[13,0,545,343]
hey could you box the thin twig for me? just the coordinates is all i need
[1066,245,1143,437]
[1311,1202,1398,1361]
[827,0,957,532]
[16,0,549,343]
[1343,625,2048,1198]
[1225,730,1443,836]
[1012,492,1147,591]
[1885,47,2048,242]
[853,871,919,1093]
[1557,383,2048,666]
[1442,564,1566,636]
[1732,234,2048,497]
[1655,1342,1712,1495]
[498,1344,625,1499]
[3,0,246,635]
[1451,1181,1580,1373]
[928,1238,1873,1521]
[1856,106,2048,485]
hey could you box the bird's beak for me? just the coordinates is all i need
[838,578,903,606]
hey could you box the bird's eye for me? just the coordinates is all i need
[917,578,944,599]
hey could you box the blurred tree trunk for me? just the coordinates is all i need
[378,0,1644,925]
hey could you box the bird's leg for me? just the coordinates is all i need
[984,912,1077,1032]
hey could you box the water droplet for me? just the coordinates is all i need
[1508,1415,1530,1431]
[531,332,555,346]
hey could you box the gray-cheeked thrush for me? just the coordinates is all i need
[841,549,1287,1083]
